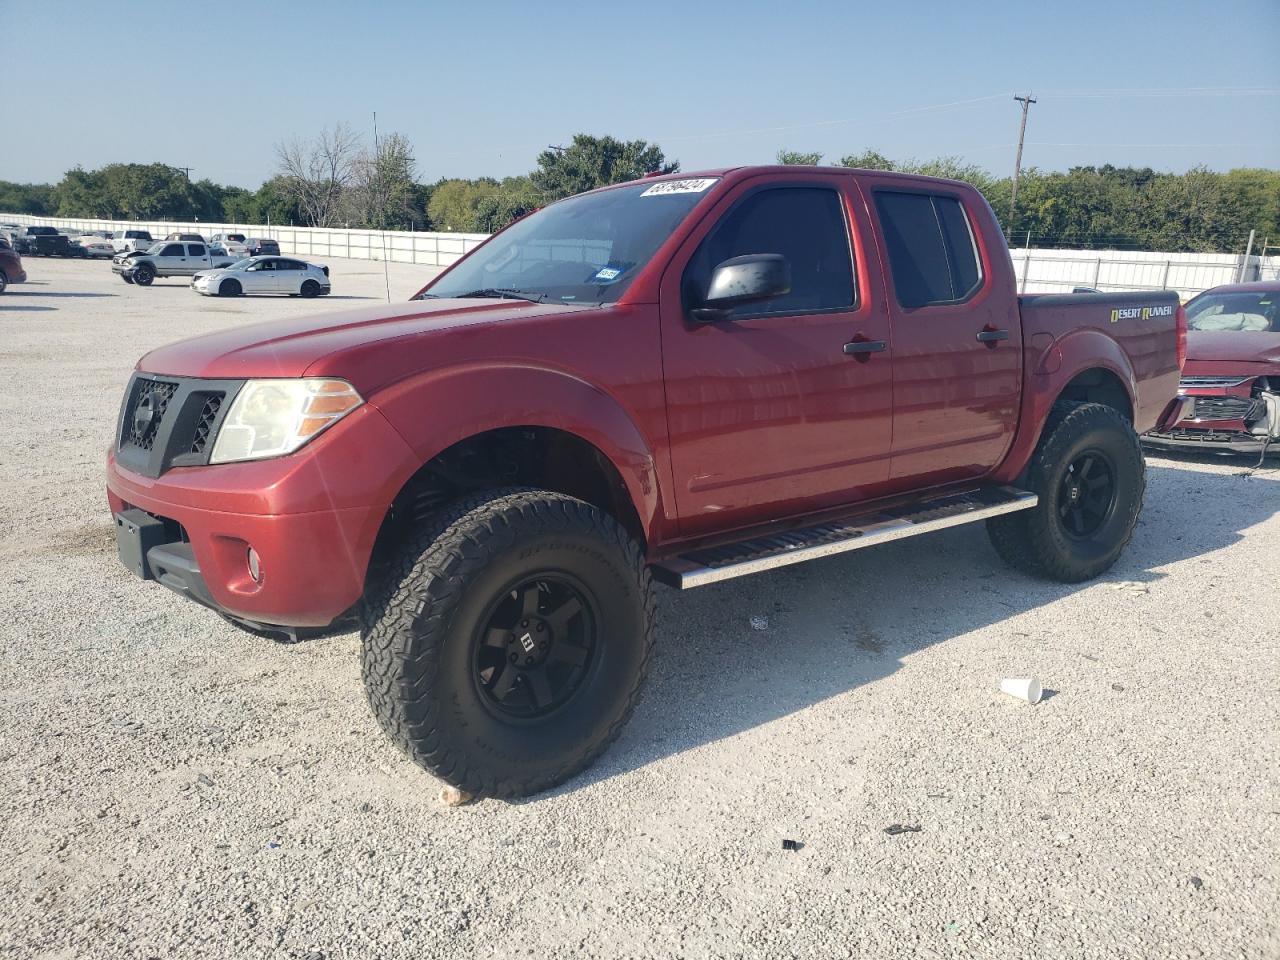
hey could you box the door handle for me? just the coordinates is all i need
[976,328,1009,343]
[843,339,887,356]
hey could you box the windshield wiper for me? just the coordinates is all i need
[452,287,547,304]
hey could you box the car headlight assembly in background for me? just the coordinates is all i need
[209,379,363,464]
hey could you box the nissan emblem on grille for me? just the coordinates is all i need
[133,392,158,443]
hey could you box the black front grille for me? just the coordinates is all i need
[1193,396,1258,421]
[189,395,223,454]
[116,374,243,478]
[124,377,179,451]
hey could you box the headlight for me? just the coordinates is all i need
[209,378,363,464]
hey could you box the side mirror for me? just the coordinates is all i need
[690,254,791,323]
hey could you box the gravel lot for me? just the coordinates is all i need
[1,256,1277,960]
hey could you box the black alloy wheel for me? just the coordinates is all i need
[473,576,597,720]
[1057,449,1117,539]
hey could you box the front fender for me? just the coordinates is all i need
[369,361,666,542]
[992,328,1140,484]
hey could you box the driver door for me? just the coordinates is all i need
[244,259,279,293]
[156,242,185,272]
[658,175,895,536]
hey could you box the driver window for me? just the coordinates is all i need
[160,244,184,257]
[684,187,855,317]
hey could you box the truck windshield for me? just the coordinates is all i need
[421,179,719,305]
[1185,290,1279,333]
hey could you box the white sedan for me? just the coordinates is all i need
[74,236,116,258]
[192,256,331,298]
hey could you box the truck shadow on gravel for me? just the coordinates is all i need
[551,461,1280,798]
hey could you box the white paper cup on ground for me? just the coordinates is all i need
[1000,677,1043,704]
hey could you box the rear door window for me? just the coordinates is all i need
[187,243,206,257]
[874,191,983,308]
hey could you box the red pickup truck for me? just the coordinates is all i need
[107,166,1189,798]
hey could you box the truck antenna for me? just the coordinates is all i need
[374,111,391,303]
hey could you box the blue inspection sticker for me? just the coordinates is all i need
[592,265,624,283]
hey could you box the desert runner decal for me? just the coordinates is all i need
[1111,304,1175,323]
[640,178,719,197]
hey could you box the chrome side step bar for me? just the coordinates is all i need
[651,486,1038,589]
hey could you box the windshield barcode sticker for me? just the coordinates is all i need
[640,178,719,197]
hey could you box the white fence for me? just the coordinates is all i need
[4,211,1277,296]
[1011,246,1279,297]
[0,213,488,268]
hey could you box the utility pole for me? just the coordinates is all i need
[1008,94,1036,234]
[175,166,194,180]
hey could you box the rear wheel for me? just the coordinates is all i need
[300,279,320,298]
[133,264,154,286]
[360,488,655,799]
[987,402,1145,582]
[0,270,7,295]
[219,278,242,297]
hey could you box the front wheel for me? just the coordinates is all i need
[133,265,154,286]
[987,402,1145,582]
[360,488,655,799]
[219,278,241,297]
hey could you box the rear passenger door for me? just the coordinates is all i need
[278,259,306,293]
[870,188,1021,487]
[184,243,208,274]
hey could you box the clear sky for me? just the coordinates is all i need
[3,0,1277,188]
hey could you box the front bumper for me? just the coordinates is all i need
[106,402,421,629]
[111,261,140,276]
[1142,429,1278,455]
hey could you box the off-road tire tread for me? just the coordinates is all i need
[987,401,1144,582]
[358,487,655,799]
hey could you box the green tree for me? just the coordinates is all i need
[347,131,422,229]
[837,150,896,171]
[471,176,543,232]
[0,181,55,215]
[53,168,114,217]
[532,134,677,201]
[427,178,498,232]
[776,150,823,165]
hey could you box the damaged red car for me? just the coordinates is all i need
[1143,281,1280,456]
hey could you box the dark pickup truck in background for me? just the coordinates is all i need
[11,225,71,257]
[106,166,1187,798]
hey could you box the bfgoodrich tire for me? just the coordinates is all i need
[987,402,1145,582]
[360,488,655,799]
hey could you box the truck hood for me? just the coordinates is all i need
[1185,330,1280,365]
[137,298,588,388]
